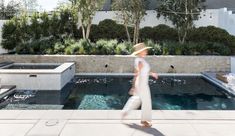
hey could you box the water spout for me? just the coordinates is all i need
[168,65,176,73]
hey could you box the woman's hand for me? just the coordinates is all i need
[128,87,136,95]
[151,72,158,80]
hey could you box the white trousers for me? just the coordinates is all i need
[122,87,152,122]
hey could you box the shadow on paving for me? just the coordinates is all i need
[124,123,165,136]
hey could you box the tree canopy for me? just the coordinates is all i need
[70,0,106,39]
[157,0,204,43]
[0,0,21,19]
[112,0,148,44]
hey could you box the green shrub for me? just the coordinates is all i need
[97,19,118,40]
[64,46,72,55]
[115,42,132,55]
[30,12,42,40]
[76,39,93,54]
[54,42,65,54]
[50,12,60,38]
[160,41,180,55]
[89,24,101,42]
[144,40,162,55]
[15,37,55,54]
[152,24,178,41]
[188,26,235,51]
[40,12,50,37]
[62,38,91,55]
[140,27,154,41]
[64,41,80,55]
[96,39,118,55]
[209,42,231,55]
[1,6,80,53]
[46,48,54,54]
[90,19,127,41]
[2,18,20,50]
[157,41,231,56]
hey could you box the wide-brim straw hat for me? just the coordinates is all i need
[132,43,152,55]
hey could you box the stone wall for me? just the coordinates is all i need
[0,55,231,73]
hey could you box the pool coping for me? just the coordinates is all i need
[76,73,201,76]
[0,110,235,120]
[0,62,75,74]
[202,72,235,96]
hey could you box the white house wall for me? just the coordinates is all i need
[92,10,174,27]
[92,9,235,36]
[194,9,219,27]
[218,8,235,36]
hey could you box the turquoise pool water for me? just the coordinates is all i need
[1,75,235,110]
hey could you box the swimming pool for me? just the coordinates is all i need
[1,74,235,110]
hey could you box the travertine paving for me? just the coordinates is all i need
[0,110,235,136]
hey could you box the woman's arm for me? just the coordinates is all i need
[129,62,143,95]
[132,62,143,87]
[150,72,158,80]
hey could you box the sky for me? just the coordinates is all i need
[4,0,68,11]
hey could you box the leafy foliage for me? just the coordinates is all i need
[112,0,148,44]
[2,6,79,51]
[70,0,106,39]
[157,0,204,43]
[0,0,21,20]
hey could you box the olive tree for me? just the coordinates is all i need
[112,0,147,44]
[157,0,205,44]
[69,0,106,39]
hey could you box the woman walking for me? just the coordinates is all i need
[122,43,158,127]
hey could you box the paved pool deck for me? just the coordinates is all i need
[0,110,235,136]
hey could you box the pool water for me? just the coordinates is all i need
[1,75,235,110]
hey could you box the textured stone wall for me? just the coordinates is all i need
[0,55,231,73]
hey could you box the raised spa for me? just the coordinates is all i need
[0,62,75,90]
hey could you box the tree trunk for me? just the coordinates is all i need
[182,30,187,44]
[181,0,188,44]
[124,24,131,42]
[81,24,86,39]
[85,18,92,39]
[86,23,91,39]
[178,27,187,44]
[135,21,140,44]
[178,28,183,44]
[133,24,136,44]
[133,21,140,44]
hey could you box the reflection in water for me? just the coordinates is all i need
[13,90,37,101]
[160,77,186,87]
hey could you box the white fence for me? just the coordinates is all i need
[0,8,235,54]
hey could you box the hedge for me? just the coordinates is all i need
[2,7,79,51]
